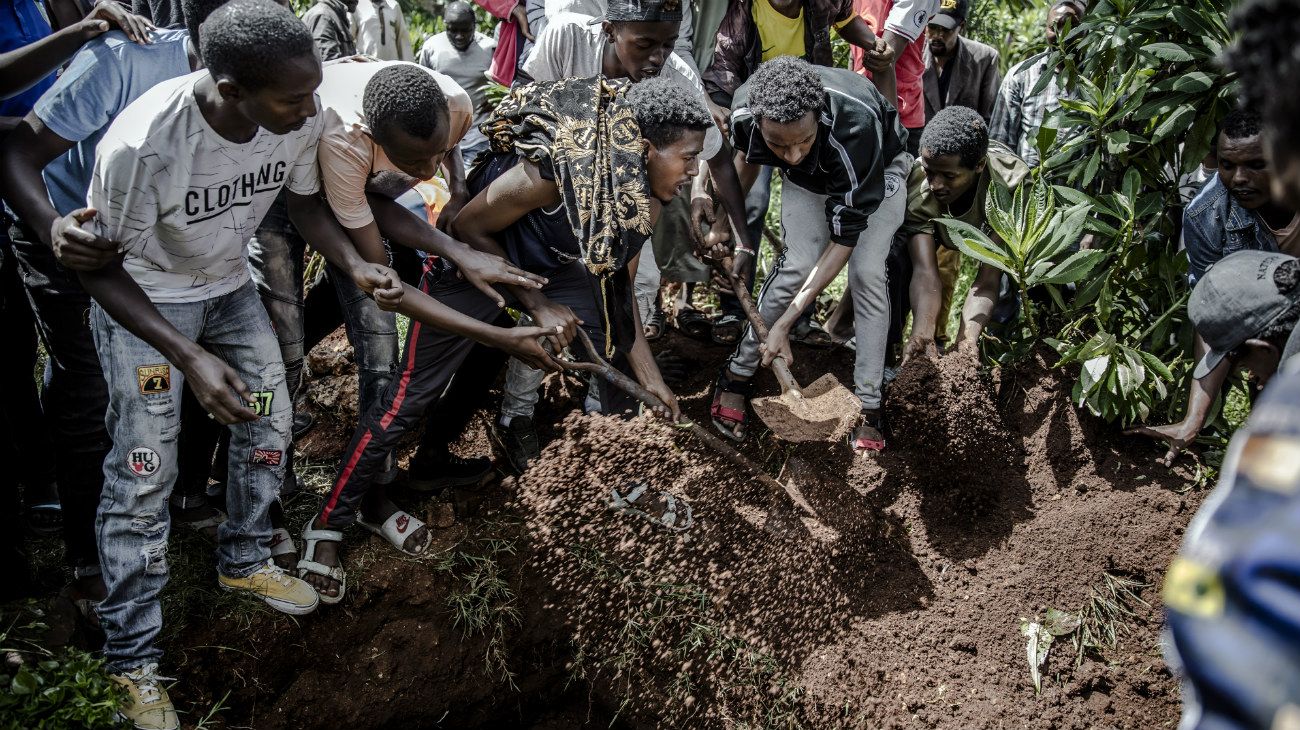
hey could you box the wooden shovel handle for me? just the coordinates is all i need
[564,329,819,520]
[719,258,801,396]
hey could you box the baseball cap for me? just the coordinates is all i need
[605,0,683,22]
[930,0,968,30]
[1190,251,1300,379]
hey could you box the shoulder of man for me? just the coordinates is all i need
[1185,174,1227,219]
[986,140,1030,190]
[101,70,199,150]
[960,35,1000,63]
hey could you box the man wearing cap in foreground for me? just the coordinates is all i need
[921,0,1000,124]
[1127,250,1300,465]
[1163,7,1300,728]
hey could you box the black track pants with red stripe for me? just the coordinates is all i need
[319,263,637,528]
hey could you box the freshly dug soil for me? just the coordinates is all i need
[168,329,1201,729]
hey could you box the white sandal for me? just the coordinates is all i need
[357,510,431,556]
[296,517,346,605]
[269,527,296,563]
[609,482,694,532]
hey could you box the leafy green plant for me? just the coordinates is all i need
[939,173,1104,340]
[0,605,126,729]
[952,0,1235,428]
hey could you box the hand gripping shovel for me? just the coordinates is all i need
[561,329,828,529]
[716,258,859,443]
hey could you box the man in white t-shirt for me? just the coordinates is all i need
[51,3,403,726]
[418,1,496,167]
[351,0,412,61]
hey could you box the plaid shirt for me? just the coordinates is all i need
[989,51,1075,168]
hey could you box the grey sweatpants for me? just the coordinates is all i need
[725,153,911,410]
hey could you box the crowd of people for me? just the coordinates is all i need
[1,0,1299,728]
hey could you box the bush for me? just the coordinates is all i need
[0,605,125,729]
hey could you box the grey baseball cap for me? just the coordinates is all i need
[1190,250,1299,379]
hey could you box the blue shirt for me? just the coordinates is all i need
[0,0,55,117]
[1182,174,1279,287]
[35,27,191,216]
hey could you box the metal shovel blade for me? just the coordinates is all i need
[751,373,860,443]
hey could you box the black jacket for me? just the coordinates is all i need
[922,35,1001,123]
[731,66,908,246]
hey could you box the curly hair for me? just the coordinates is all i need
[181,0,229,49]
[1219,108,1263,141]
[200,0,315,91]
[1224,0,1300,154]
[746,56,824,124]
[919,106,989,169]
[363,64,447,143]
[625,76,712,148]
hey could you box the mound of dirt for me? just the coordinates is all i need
[512,412,897,726]
[167,332,1202,729]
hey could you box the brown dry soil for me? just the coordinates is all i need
[162,329,1202,729]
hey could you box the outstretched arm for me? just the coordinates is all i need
[761,242,854,368]
[452,160,582,352]
[288,190,560,371]
[903,233,943,362]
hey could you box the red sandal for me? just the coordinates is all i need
[851,409,887,453]
[710,370,753,442]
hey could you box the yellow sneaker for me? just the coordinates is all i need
[110,663,179,730]
[218,560,319,615]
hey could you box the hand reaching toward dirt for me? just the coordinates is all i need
[901,335,938,367]
[641,378,681,422]
[491,325,564,373]
[455,247,548,308]
[1124,422,1199,467]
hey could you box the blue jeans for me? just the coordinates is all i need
[91,282,291,671]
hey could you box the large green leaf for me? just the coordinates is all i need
[1151,104,1198,143]
[1141,42,1195,62]
[940,218,1016,275]
[1034,249,1108,286]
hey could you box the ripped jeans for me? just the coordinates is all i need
[90,281,291,672]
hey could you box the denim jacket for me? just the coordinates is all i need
[1183,175,1278,286]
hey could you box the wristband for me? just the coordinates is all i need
[734,246,757,257]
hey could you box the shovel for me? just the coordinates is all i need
[714,258,859,443]
[561,329,826,527]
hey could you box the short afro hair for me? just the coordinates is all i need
[182,0,229,49]
[1224,0,1300,155]
[363,64,448,143]
[1219,108,1263,141]
[626,76,712,148]
[919,106,989,169]
[746,56,824,124]
[200,0,315,91]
